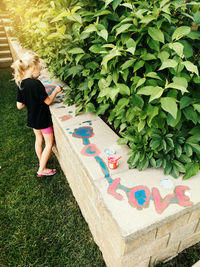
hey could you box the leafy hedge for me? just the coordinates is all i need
[6,0,200,179]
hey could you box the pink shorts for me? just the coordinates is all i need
[40,126,53,134]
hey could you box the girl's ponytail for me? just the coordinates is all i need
[11,51,42,87]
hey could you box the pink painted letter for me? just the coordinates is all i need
[108,178,123,200]
[175,186,193,207]
[152,188,175,214]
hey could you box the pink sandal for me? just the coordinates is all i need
[37,169,56,178]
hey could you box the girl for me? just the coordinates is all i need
[11,51,62,178]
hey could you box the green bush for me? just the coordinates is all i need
[6,0,200,179]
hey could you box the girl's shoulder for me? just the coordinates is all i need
[21,78,43,86]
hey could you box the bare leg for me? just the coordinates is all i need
[37,132,54,173]
[33,129,43,162]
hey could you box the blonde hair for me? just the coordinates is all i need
[11,51,42,86]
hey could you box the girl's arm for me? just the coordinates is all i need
[44,86,63,105]
[17,102,26,110]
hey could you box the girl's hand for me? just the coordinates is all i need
[55,86,63,94]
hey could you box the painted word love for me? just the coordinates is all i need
[71,126,193,214]
[108,178,193,214]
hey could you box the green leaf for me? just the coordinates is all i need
[193,104,200,113]
[158,51,169,62]
[162,13,171,23]
[105,0,113,8]
[126,38,136,49]
[148,39,160,51]
[156,158,163,168]
[180,96,194,109]
[121,3,133,9]
[137,86,164,102]
[89,44,105,53]
[101,47,121,69]
[121,59,136,70]
[187,30,200,40]
[94,9,112,17]
[179,154,192,164]
[183,61,199,76]
[193,76,200,84]
[75,104,84,115]
[96,104,110,115]
[147,105,159,126]
[131,151,140,166]
[120,123,127,133]
[141,53,156,61]
[131,95,144,109]
[86,61,99,70]
[116,98,129,110]
[160,0,170,8]
[47,32,63,39]
[194,13,200,24]
[116,24,132,36]
[138,120,145,132]
[58,25,66,35]
[126,38,136,55]
[167,109,181,127]
[174,160,185,173]
[97,29,108,40]
[150,157,157,168]
[171,165,179,179]
[150,140,161,150]
[187,135,200,144]
[66,65,83,78]
[164,161,172,175]
[126,47,136,56]
[166,77,188,93]
[166,137,174,148]
[117,138,128,145]
[189,143,200,154]
[159,59,178,70]
[189,126,200,136]
[169,42,184,57]
[179,40,193,58]
[183,163,199,180]
[184,144,193,157]
[172,26,191,41]
[183,107,198,124]
[113,0,122,10]
[135,78,146,90]
[117,83,130,96]
[126,108,135,123]
[146,72,161,80]
[140,15,155,24]
[161,97,178,119]
[86,102,96,113]
[68,14,82,24]
[175,144,182,158]
[109,86,119,102]
[83,25,97,34]
[68,48,84,54]
[50,10,70,22]
[133,61,145,72]
[148,27,165,43]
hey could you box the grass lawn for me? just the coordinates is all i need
[0,71,199,267]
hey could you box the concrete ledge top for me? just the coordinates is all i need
[9,38,200,240]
